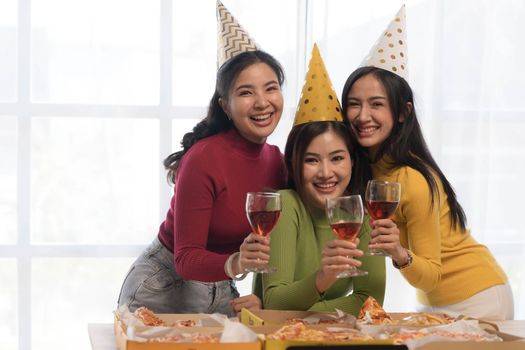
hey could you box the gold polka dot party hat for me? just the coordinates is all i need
[361,4,408,80]
[217,1,259,69]
[293,44,343,126]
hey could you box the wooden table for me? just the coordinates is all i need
[89,321,525,350]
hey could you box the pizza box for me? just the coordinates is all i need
[241,308,356,327]
[263,328,524,350]
[418,329,524,350]
[114,315,261,350]
[247,325,395,350]
[114,310,225,328]
[357,312,499,334]
[358,320,523,350]
[250,325,524,350]
[264,339,396,350]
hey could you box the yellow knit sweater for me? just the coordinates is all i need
[372,157,507,306]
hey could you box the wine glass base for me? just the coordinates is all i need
[336,269,368,278]
[244,266,277,274]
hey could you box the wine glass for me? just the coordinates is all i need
[365,180,401,256]
[245,192,282,273]
[325,195,368,278]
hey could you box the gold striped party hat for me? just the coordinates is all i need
[361,5,408,80]
[294,44,343,126]
[217,1,259,68]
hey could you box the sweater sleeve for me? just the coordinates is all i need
[308,218,386,316]
[262,192,323,310]
[398,169,442,292]
[173,147,229,281]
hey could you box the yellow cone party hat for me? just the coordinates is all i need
[361,5,408,80]
[217,1,259,68]
[294,44,343,126]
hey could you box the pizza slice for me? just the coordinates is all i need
[148,333,220,343]
[266,323,373,342]
[134,306,166,326]
[399,312,456,325]
[389,329,496,344]
[284,318,307,325]
[172,319,198,327]
[358,296,393,325]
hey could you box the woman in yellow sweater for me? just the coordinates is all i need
[340,66,513,320]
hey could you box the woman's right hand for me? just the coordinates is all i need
[315,238,363,293]
[237,233,271,273]
[369,218,407,265]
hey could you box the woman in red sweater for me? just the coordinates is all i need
[118,50,287,316]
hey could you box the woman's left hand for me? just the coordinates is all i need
[369,218,407,265]
[230,294,261,313]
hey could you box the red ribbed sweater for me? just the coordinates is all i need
[158,128,286,281]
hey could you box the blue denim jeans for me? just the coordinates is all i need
[118,237,239,317]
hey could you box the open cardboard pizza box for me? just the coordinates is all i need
[356,316,523,350]
[418,328,524,350]
[357,312,500,333]
[248,325,395,350]
[253,327,523,350]
[241,308,356,327]
[114,310,225,328]
[263,338,395,350]
[114,314,261,350]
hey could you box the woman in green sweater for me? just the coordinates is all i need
[255,45,387,316]
[257,121,386,315]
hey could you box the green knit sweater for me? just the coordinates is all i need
[253,189,386,316]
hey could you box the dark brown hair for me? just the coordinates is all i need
[341,66,467,231]
[284,121,370,199]
[164,50,285,184]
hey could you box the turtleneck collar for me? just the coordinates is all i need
[224,127,266,159]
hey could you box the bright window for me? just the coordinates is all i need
[31,0,159,105]
[30,117,159,244]
[1,1,523,349]
[0,117,17,244]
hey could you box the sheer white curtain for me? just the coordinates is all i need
[0,1,523,349]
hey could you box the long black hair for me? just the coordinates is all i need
[341,66,467,231]
[164,50,285,184]
[284,121,371,200]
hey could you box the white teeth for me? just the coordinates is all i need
[359,126,378,133]
[251,113,272,121]
[316,183,336,189]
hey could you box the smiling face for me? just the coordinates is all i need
[345,74,396,159]
[301,130,352,209]
[220,62,283,144]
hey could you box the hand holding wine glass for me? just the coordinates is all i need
[244,192,281,273]
[365,180,401,256]
[325,195,368,278]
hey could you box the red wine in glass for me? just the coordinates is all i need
[366,200,399,220]
[365,180,401,256]
[245,192,282,273]
[330,221,362,241]
[248,210,281,237]
[325,195,368,278]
